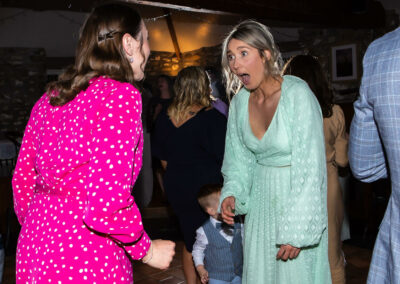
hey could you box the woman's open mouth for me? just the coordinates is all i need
[238,73,250,85]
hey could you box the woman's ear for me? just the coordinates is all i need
[262,49,272,62]
[122,33,139,57]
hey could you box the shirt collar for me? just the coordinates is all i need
[210,216,221,227]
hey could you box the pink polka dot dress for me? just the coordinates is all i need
[12,77,151,283]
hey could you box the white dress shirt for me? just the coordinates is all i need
[192,216,244,267]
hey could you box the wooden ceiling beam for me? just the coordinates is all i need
[163,8,182,60]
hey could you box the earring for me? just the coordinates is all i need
[128,57,134,63]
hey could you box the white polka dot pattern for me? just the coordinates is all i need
[12,76,150,283]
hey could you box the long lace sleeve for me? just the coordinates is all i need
[220,92,255,215]
[276,84,327,248]
[82,83,150,260]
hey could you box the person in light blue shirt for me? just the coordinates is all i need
[349,26,400,283]
[193,184,244,284]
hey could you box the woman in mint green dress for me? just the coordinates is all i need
[219,20,331,283]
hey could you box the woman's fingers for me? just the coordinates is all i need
[293,248,301,258]
[289,248,298,259]
[276,245,301,261]
[221,197,235,224]
[221,209,234,224]
[276,246,285,260]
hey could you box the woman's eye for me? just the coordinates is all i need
[241,51,248,57]
[227,54,234,61]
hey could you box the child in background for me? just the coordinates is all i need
[192,184,243,284]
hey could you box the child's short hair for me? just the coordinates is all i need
[197,184,222,210]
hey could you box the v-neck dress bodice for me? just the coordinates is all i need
[243,90,291,167]
[220,75,331,283]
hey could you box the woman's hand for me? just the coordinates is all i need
[276,244,301,261]
[221,196,236,225]
[143,239,175,269]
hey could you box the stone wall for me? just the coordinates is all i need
[295,28,374,102]
[0,48,46,135]
[288,11,398,103]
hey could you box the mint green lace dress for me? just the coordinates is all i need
[220,75,331,283]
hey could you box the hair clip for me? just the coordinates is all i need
[98,31,117,42]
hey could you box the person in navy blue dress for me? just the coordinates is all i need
[152,66,227,284]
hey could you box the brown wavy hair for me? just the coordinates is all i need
[47,3,144,106]
[168,66,212,123]
[283,55,333,118]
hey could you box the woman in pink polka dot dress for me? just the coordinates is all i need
[12,3,175,283]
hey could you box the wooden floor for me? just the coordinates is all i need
[2,241,371,284]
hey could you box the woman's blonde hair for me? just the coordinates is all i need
[168,66,212,123]
[221,20,283,98]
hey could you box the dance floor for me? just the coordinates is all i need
[1,179,373,283]
[2,241,371,284]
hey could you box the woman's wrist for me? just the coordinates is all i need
[142,242,153,264]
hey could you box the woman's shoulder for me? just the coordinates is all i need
[282,75,316,104]
[30,93,52,119]
[202,107,227,122]
[331,104,345,121]
[332,104,344,113]
[88,76,141,101]
[196,108,226,135]
[231,87,250,105]
[282,75,310,94]
[226,88,249,117]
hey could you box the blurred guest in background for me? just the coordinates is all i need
[132,81,153,208]
[152,66,227,284]
[150,75,175,197]
[150,75,174,127]
[205,66,228,103]
[205,66,229,117]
